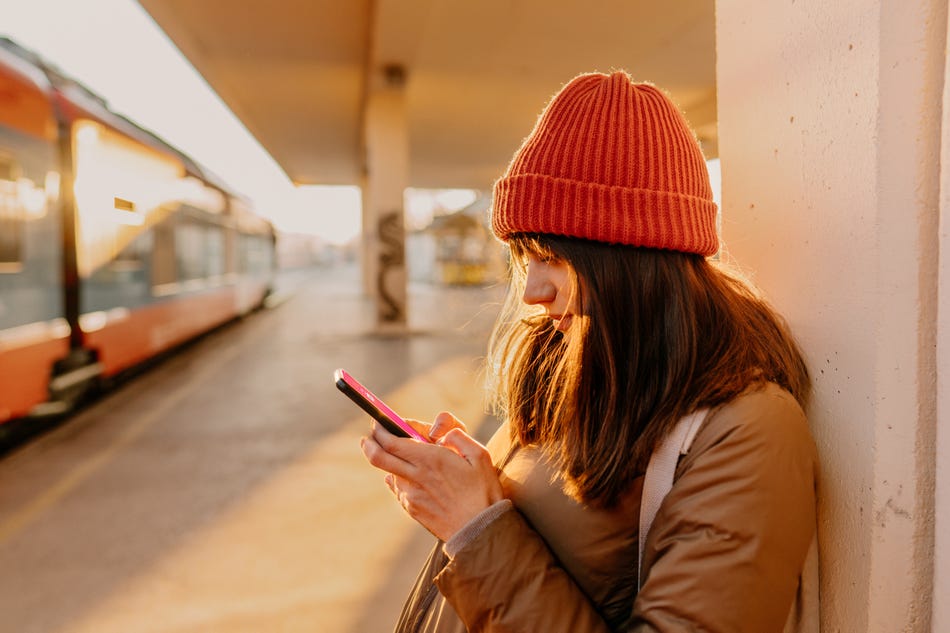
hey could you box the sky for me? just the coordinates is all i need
[0,0,370,243]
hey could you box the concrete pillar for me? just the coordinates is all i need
[716,1,945,631]
[361,65,409,332]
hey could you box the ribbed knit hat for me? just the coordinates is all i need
[491,71,718,255]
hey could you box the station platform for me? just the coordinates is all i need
[0,263,507,633]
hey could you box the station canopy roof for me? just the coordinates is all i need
[139,0,716,191]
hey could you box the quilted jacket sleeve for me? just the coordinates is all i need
[435,506,613,632]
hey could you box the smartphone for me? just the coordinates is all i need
[334,368,430,442]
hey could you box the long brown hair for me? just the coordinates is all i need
[487,234,810,508]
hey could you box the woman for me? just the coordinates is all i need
[360,71,819,632]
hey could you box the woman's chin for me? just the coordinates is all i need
[554,315,573,332]
[554,315,574,342]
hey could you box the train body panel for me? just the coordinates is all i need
[0,321,70,422]
[0,37,277,424]
[81,281,268,376]
[0,42,71,422]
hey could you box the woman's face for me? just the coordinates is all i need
[522,253,580,338]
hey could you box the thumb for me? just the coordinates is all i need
[438,428,489,466]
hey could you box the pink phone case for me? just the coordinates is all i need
[334,369,430,442]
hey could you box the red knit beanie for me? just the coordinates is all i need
[491,71,719,255]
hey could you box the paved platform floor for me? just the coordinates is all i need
[0,263,507,633]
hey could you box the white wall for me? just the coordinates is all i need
[716,1,945,630]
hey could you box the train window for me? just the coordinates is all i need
[176,222,207,282]
[110,231,149,273]
[240,233,274,275]
[175,222,226,283]
[151,222,176,289]
[206,226,225,280]
[0,157,15,180]
[0,157,23,267]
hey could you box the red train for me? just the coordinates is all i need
[0,38,275,424]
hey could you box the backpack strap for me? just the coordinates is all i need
[637,408,709,589]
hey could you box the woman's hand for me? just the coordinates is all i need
[360,412,505,541]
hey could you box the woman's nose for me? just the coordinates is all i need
[522,261,557,306]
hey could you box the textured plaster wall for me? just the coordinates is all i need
[935,5,950,630]
[715,1,945,631]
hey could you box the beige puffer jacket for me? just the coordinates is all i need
[395,383,819,632]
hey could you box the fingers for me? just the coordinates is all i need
[385,474,414,511]
[362,420,457,476]
[365,424,503,541]
[428,411,467,440]
[438,428,493,468]
[360,432,417,479]
[371,412,466,442]
[372,421,429,457]
[403,418,433,439]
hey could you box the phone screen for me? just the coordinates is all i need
[334,369,430,442]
